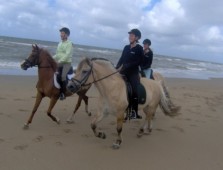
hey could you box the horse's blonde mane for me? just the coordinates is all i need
[92,58,116,71]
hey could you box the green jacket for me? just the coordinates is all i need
[54,40,73,63]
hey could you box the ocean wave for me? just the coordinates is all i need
[186,67,206,71]
[77,47,117,54]
[0,61,21,68]
[7,41,32,46]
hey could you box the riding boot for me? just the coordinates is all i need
[150,69,154,80]
[60,81,66,100]
[130,98,142,119]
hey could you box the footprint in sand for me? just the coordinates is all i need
[14,144,28,150]
[81,134,91,138]
[171,126,185,133]
[0,97,6,100]
[33,136,43,142]
[184,118,192,121]
[63,129,72,133]
[0,112,3,116]
[130,127,138,131]
[14,98,25,101]
[209,107,216,112]
[205,115,213,118]
[190,124,198,127]
[55,141,63,146]
[111,132,117,137]
[18,109,29,112]
[109,121,116,126]
[0,138,5,143]
[155,128,167,132]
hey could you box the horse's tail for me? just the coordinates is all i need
[158,81,181,117]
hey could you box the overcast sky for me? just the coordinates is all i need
[0,0,223,63]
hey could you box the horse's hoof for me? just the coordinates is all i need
[66,119,74,124]
[56,117,60,125]
[23,124,29,130]
[112,143,120,149]
[87,112,92,116]
[98,132,106,139]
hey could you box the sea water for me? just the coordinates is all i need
[0,36,223,79]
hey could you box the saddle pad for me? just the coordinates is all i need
[54,72,75,89]
[138,83,146,104]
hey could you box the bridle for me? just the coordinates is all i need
[24,49,52,69]
[70,58,120,89]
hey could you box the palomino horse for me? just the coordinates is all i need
[20,44,91,129]
[67,58,180,149]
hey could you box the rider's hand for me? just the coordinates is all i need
[117,65,124,72]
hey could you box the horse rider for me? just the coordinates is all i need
[116,29,143,119]
[54,27,73,100]
[140,39,154,79]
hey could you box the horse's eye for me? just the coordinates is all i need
[82,70,88,74]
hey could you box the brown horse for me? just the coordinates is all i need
[20,44,91,129]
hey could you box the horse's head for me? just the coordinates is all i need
[21,44,41,70]
[67,58,93,93]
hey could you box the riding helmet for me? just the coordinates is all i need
[143,39,151,46]
[128,29,141,39]
[60,27,70,36]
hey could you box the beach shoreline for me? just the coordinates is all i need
[0,75,223,170]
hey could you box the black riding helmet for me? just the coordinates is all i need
[128,29,141,39]
[60,27,70,36]
[143,39,151,46]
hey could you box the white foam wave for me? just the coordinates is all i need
[186,67,206,71]
[8,41,32,46]
[0,61,21,68]
[77,47,116,54]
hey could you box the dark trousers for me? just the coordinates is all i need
[125,72,139,113]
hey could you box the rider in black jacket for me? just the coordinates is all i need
[140,39,154,79]
[116,29,143,119]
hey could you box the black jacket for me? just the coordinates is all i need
[116,44,143,74]
[140,49,153,70]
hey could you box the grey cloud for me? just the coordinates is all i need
[0,0,223,63]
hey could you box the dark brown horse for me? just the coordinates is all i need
[20,44,91,129]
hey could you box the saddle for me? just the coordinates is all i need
[54,67,75,89]
[122,76,147,106]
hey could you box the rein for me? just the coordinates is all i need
[71,58,120,88]
[83,69,119,86]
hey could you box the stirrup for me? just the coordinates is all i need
[130,110,142,119]
[59,93,66,100]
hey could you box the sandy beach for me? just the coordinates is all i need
[0,75,223,170]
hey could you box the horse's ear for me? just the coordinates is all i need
[32,44,39,51]
[85,57,92,66]
[32,44,35,50]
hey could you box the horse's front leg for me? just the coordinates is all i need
[47,97,60,124]
[82,94,91,116]
[66,95,83,123]
[24,91,43,129]
[112,113,124,149]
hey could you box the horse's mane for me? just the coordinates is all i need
[40,48,58,72]
[91,58,115,70]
